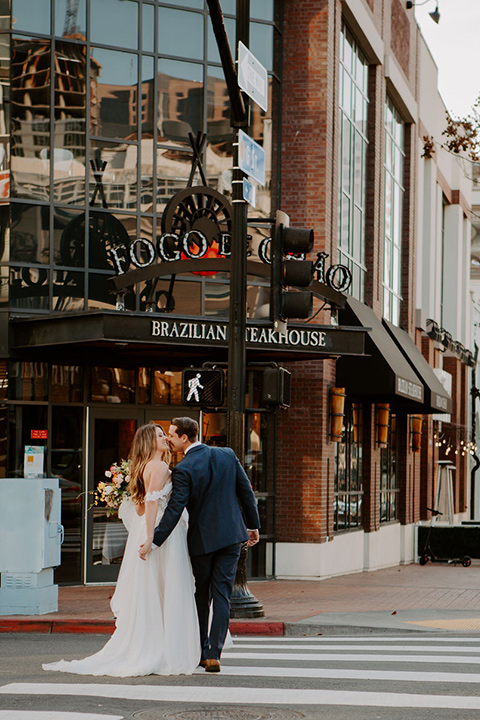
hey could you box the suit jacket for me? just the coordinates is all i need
[153,444,260,556]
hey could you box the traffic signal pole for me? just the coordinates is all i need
[206,0,264,617]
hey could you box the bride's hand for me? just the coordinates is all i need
[139,539,153,561]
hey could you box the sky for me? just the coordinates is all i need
[414,0,480,118]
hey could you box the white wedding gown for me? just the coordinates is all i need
[43,482,201,676]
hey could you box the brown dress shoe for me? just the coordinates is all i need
[204,659,221,673]
[199,660,207,668]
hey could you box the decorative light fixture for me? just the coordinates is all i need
[330,387,346,441]
[406,0,440,24]
[376,404,390,447]
[410,415,423,452]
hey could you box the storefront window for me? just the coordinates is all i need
[7,404,48,477]
[380,413,399,522]
[51,365,83,403]
[203,412,227,446]
[89,367,135,404]
[338,22,368,302]
[137,367,151,404]
[334,401,363,531]
[153,369,182,405]
[52,405,83,584]
[0,404,6,477]
[8,361,48,401]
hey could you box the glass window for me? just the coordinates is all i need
[53,41,87,206]
[383,96,405,325]
[91,0,138,50]
[52,269,85,311]
[338,23,368,302]
[157,58,203,145]
[142,3,154,53]
[334,401,363,532]
[0,360,7,401]
[8,361,48,401]
[9,265,50,310]
[7,404,47,478]
[91,47,138,141]
[205,279,229,317]
[166,0,204,8]
[52,405,83,584]
[89,367,135,403]
[250,22,273,72]
[380,413,398,522]
[251,1,274,21]
[12,0,51,35]
[207,15,235,65]
[11,37,51,202]
[88,271,135,311]
[88,210,136,270]
[158,7,204,60]
[153,369,182,404]
[203,412,227,446]
[51,365,83,402]
[139,277,202,314]
[11,203,50,264]
[0,404,6,478]
[137,367,151,404]
[55,0,86,38]
[53,206,84,267]
[89,141,139,210]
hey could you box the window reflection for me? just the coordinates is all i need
[137,367,151,404]
[91,47,138,141]
[90,0,138,50]
[142,4,154,53]
[11,203,49,263]
[158,7,204,61]
[153,369,182,405]
[53,41,86,205]
[203,412,227,446]
[51,365,83,402]
[88,210,135,270]
[55,0,86,39]
[12,0,50,35]
[88,271,135,311]
[54,206,84,266]
[139,277,202,315]
[89,141,139,210]
[90,367,135,403]
[158,59,203,146]
[9,265,50,309]
[8,361,48,401]
[11,38,51,201]
[52,269,84,311]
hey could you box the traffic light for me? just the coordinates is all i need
[182,368,225,406]
[270,210,314,327]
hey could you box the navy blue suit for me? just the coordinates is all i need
[153,444,260,660]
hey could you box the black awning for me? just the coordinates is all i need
[336,297,424,408]
[383,320,452,414]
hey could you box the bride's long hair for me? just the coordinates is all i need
[128,423,171,504]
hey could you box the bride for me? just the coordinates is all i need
[43,423,201,676]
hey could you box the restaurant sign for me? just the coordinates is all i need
[150,318,365,355]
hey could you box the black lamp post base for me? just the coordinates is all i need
[230,586,265,618]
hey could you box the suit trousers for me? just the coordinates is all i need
[190,542,242,660]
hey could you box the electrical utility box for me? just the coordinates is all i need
[0,478,63,615]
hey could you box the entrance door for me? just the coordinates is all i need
[86,408,199,583]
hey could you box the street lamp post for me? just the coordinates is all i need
[206,0,264,618]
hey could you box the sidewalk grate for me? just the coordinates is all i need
[405,617,480,630]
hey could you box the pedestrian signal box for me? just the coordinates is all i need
[182,368,225,407]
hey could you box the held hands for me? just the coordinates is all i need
[246,529,259,547]
[139,538,153,561]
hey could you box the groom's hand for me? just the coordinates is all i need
[246,529,259,547]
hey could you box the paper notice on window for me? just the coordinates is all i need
[24,445,45,478]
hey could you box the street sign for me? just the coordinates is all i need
[237,41,268,112]
[182,368,225,406]
[238,129,265,186]
[243,177,256,207]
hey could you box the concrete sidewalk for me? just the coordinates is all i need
[3,562,480,634]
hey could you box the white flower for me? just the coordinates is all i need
[105,470,112,478]
[104,485,113,495]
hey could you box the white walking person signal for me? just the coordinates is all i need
[186,373,204,402]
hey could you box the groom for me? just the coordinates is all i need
[143,416,260,673]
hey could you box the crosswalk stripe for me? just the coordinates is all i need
[229,643,480,652]
[0,714,122,720]
[221,651,480,663]
[3,683,480,710]
[210,665,480,683]
[234,635,480,642]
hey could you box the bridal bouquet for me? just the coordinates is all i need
[95,459,131,517]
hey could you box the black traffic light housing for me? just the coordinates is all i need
[182,368,225,406]
[270,210,315,327]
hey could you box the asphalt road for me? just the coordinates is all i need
[2,633,480,719]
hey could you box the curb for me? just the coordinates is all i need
[0,619,284,636]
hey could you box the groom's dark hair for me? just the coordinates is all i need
[172,416,199,442]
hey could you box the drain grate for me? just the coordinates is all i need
[133,709,305,720]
